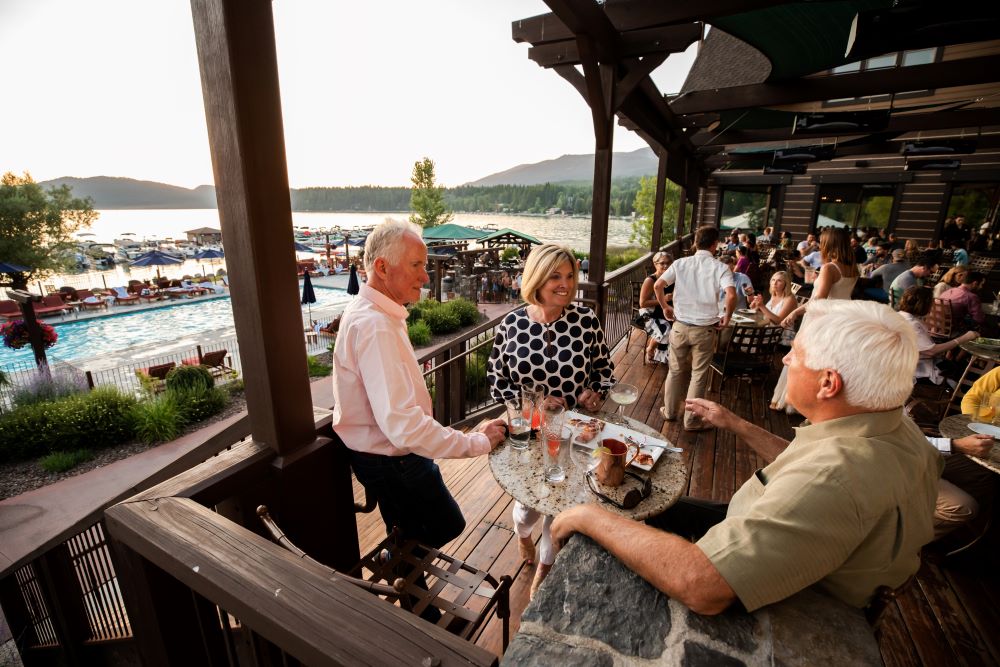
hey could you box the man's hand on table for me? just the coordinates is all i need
[477,418,508,450]
[954,434,994,457]
[685,398,740,432]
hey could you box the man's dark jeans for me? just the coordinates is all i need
[349,451,465,622]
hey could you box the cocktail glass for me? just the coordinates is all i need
[608,382,638,424]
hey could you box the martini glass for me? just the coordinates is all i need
[608,382,638,425]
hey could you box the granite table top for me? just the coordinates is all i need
[960,340,1000,361]
[489,413,688,521]
[938,413,1000,474]
[503,535,881,666]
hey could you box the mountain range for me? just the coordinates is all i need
[39,147,659,209]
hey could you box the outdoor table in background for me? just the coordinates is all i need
[937,414,1000,475]
[503,535,882,665]
[489,412,687,521]
[959,340,1000,362]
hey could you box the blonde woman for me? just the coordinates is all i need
[638,251,673,363]
[933,264,968,299]
[750,271,797,346]
[487,243,615,598]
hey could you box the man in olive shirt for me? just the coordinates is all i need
[551,300,941,614]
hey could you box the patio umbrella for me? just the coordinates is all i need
[194,248,225,259]
[301,271,317,321]
[130,250,184,279]
[293,242,314,253]
[347,264,360,295]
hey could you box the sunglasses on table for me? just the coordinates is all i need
[586,470,652,510]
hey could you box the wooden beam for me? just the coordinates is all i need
[513,0,785,45]
[106,497,497,666]
[675,186,688,247]
[189,0,316,454]
[651,153,667,251]
[691,109,1000,147]
[670,55,1000,115]
[528,23,699,67]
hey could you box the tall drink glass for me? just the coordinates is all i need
[543,426,571,483]
[521,384,544,435]
[504,398,531,450]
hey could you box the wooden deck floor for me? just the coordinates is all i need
[354,333,1000,664]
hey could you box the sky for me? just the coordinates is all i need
[1,0,697,189]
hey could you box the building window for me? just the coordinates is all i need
[718,186,775,232]
[815,184,896,235]
[822,48,939,107]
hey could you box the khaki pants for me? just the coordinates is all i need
[934,454,997,538]
[663,321,718,428]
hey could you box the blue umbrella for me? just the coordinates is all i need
[347,264,360,295]
[301,271,317,321]
[194,248,225,259]
[293,242,314,253]
[130,250,184,279]
[0,261,29,274]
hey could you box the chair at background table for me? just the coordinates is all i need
[905,355,997,432]
[710,325,784,407]
[925,298,955,342]
[625,280,651,365]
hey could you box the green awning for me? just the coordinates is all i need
[479,228,542,245]
[421,223,488,241]
[711,1,892,81]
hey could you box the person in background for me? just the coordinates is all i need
[639,251,674,364]
[933,264,969,299]
[889,252,939,307]
[897,286,977,386]
[749,271,797,347]
[487,243,614,598]
[779,230,794,250]
[734,244,752,275]
[551,300,941,614]
[796,233,818,255]
[939,271,987,329]
[872,249,910,294]
[720,255,753,311]
[904,239,922,265]
[331,219,506,620]
[850,236,869,266]
[656,226,736,431]
[887,233,904,251]
[950,240,970,266]
[760,226,774,244]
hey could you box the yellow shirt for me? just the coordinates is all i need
[697,409,941,611]
[960,366,1000,417]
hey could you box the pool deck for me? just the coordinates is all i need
[27,274,353,372]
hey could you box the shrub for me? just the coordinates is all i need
[501,246,519,261]
[464,355,488,401]
[306,355,332,377]
[40,449,93,473]
[224,378,245,396]
[408,320,432,346]
[407,298,441,324]
[422,307,461,335]
[11,367,89,408]
[0,387,136,463]
[171,386,229,423]
[132,394,183,444]
[606,246,645,272]
[166,364,214,392]
[444,298,480,327]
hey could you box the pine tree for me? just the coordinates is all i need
[409,157,453,228]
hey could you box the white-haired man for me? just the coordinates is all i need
[551,300,941,614]
[331,220,506,597]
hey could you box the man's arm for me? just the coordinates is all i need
[685,399,789,463]
[550,505,736,615]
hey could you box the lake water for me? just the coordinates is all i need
[50,209,638,289]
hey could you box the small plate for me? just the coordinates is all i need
[967,422,1000,437]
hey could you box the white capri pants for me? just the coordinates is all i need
[513,501,555,565]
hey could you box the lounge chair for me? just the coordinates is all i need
[138,361,176,393]
[111,287,139,305]
[198,281,224,294]
[181,348,235,379]
[0,300,21,321]
[34,294,72,317]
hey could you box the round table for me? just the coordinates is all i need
[937,414,1000,475]
[959,341,1000,362]
[488,412,688,521]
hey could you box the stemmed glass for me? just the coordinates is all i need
[608,382,638,425]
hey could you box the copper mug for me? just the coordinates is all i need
[595,438,639,487]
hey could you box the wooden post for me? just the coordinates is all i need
[0,573,39,658]
[7,290,47,368]
[675,188,688,251]
[35,545,91,666]
[189,0,314,455]
[651,154,668,251]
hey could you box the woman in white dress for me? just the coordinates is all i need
[772,228,859,411]
[749,271,797,347]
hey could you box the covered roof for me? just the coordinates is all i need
[480,228,541,245]
[421,223,489,241]
[184,227,222,234]
[514,1,1000,181]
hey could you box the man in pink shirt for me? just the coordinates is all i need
[939,271,986,329]
[331,220,506,583]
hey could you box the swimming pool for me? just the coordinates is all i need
[0,286,351,369]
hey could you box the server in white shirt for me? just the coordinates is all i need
[655,226,737,430]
